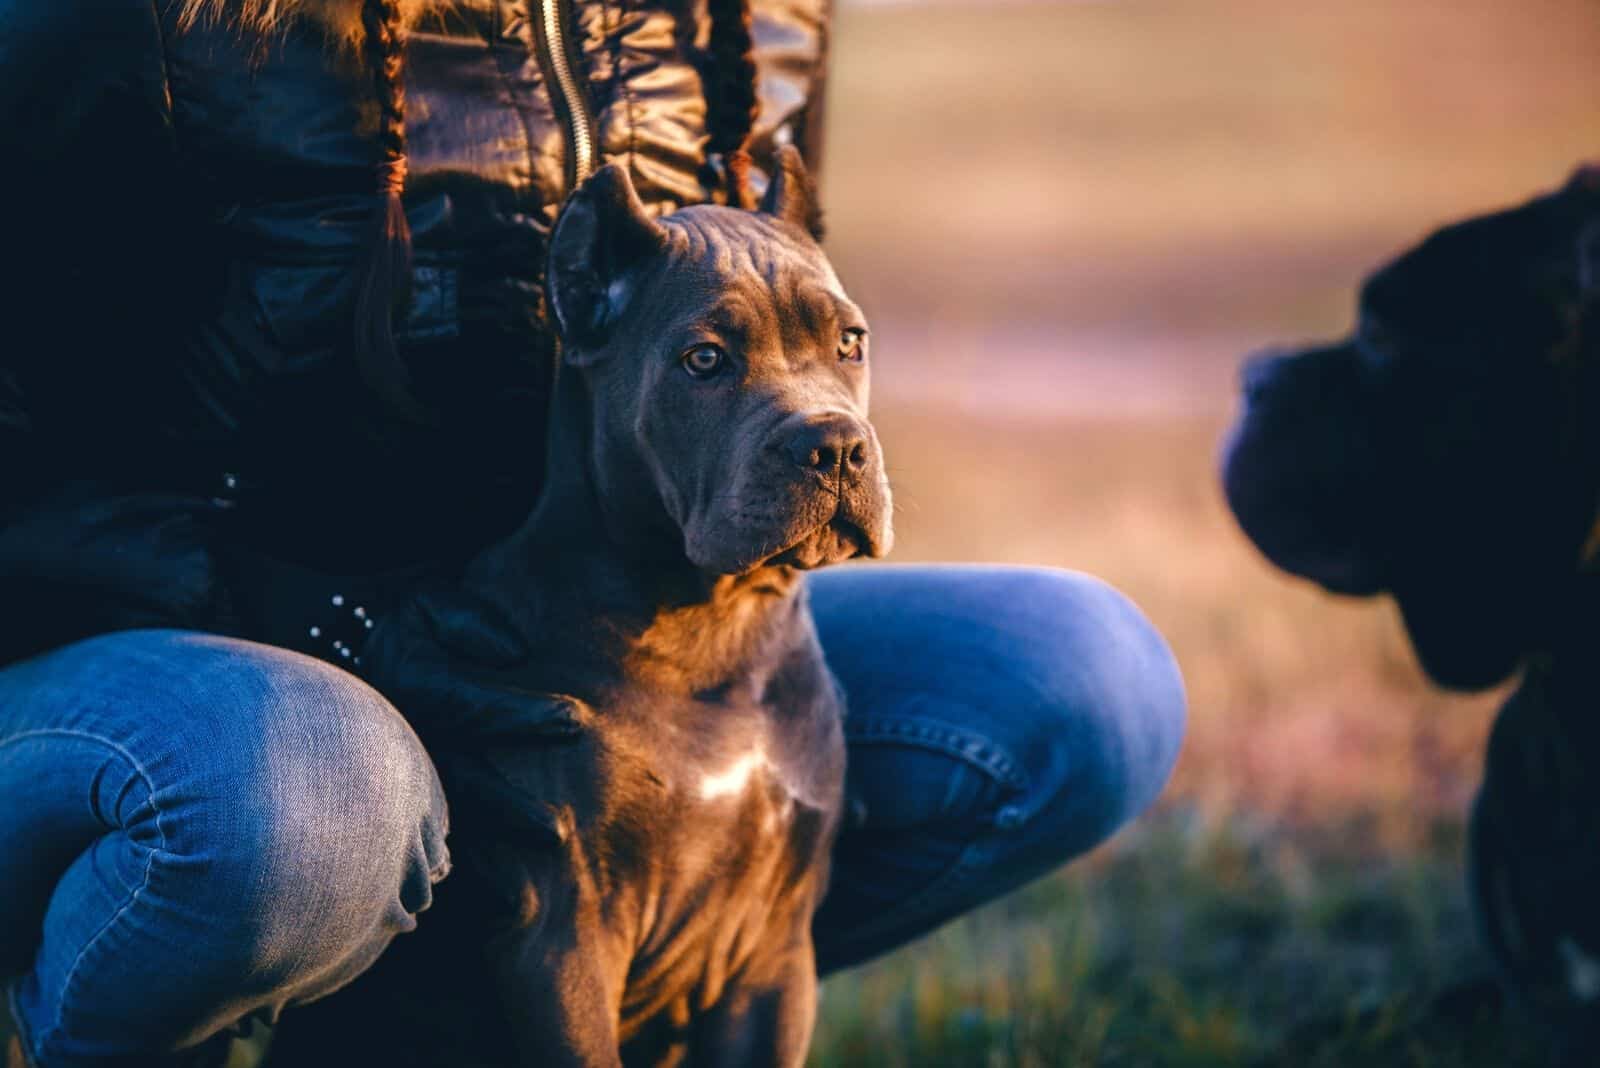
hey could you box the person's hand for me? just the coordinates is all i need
[362,585,588,915]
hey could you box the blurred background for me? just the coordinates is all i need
[807,1,1600,1064]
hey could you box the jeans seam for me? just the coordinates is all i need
[0,729,170,1059]
[827,716,1028,953]
[832,838,994,953]
[844,715,1030,792]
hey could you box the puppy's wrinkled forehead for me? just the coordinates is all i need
[648,206,853,348]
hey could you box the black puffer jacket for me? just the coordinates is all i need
[0,0,830,665]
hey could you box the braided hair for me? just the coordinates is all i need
[702,0,759,209]
[343,0,759,414]
[351,0,428,422]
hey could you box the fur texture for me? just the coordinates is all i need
[176,0,441,46]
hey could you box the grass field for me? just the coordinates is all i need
[807,0,1600,1064]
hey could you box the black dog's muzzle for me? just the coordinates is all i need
[1222,343,1390,595]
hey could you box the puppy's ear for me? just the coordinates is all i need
[760,144,825,241]
[547,163,669,360]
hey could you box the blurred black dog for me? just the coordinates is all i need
[1470,578,1600,1065]
[1222,166,1600,690]
[1222,168,1600,1061]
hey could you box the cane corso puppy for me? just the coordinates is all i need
[276,147,891,1068]
[1222,166,1600,689]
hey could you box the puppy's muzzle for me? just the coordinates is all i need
[760,410,892,568]
[777,412,873,486]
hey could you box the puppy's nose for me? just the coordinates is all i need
[782,414,871,480]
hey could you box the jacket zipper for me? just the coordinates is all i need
[532,0,597,192]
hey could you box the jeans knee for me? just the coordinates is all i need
[1006,570,1186,853]
[2,631,452,1057]
[149,638,450,987]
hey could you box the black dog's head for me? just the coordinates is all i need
[545,147,893,576]
[1222,168,1600,689]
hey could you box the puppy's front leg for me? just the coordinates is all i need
[487,880,625,1068]
[690,940,818,1068]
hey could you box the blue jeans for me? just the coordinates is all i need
[0,565,1185,1066]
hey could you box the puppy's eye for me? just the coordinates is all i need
[838,328,867,363]
[681,343,726,379]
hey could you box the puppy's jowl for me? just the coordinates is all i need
[360,146,892,1068]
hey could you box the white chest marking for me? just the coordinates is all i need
[698,746,770,802]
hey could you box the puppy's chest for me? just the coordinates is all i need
[601,685,844,893]
[590,685,845,996]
